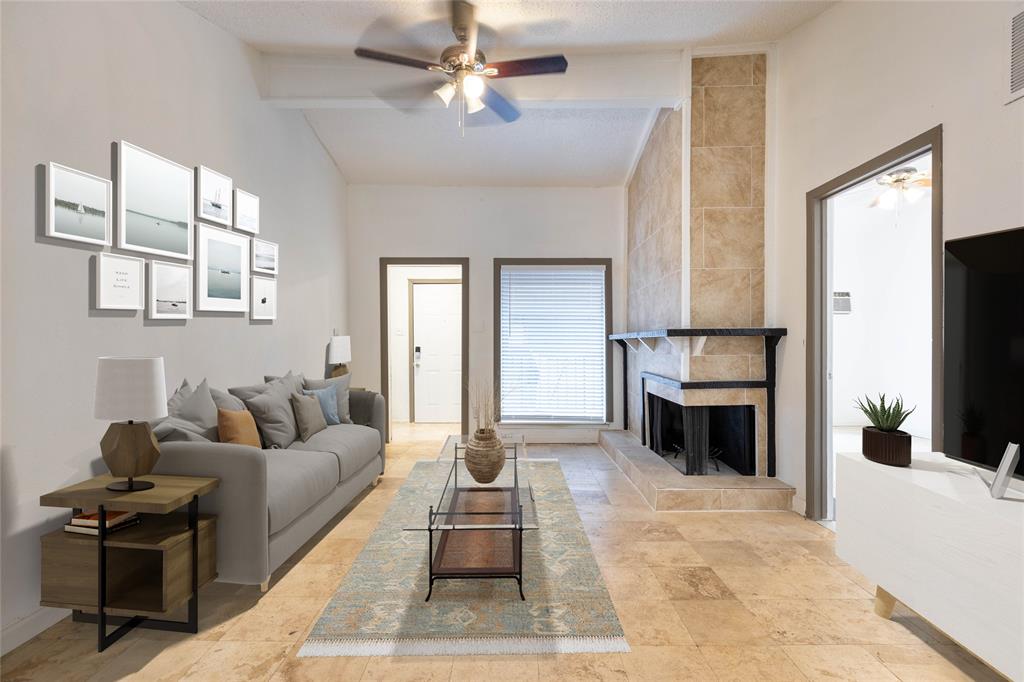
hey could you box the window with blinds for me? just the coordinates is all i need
[498,262,609,423]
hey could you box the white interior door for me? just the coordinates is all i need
[412,282,461,423]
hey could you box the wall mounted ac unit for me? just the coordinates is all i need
[1008,4,1024,104]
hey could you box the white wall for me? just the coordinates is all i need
[831,180,932,438]
[347,185,626,440]
[1,1,348,651]
[386,265,462,423]
[773,0,1024,503]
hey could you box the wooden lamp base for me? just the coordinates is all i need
[100,420,161,492]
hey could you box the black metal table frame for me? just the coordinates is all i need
[71,496,200,652]
[424,443,532,602]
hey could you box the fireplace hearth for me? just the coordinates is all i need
[649,394,756,476]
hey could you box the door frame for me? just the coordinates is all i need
[805,125,943,520]
[408,278,462,423]
[379,257,470,441]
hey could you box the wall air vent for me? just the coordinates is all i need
[1009,7,1024,104]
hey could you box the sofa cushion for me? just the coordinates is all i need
[265,448,340,534]
[302,386,341,425]
[304,375,352,424]
[218,408,261,447]
[291,392,327,442]
[245,379,298,449]
[211,387,245,412]
[153,416,211,443]
[288,423,381,481]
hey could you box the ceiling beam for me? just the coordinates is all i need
[259,51,684,110]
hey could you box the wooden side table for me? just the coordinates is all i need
[39,474,219,652]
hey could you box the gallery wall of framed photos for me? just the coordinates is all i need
[44,141,280,321]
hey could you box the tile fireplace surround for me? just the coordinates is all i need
[604,327,795,512]
[620,55,777,511]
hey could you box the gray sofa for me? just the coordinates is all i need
[152,388,386,587]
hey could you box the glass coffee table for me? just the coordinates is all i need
[405,435,537,601]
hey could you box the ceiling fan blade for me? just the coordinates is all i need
[485,55,568,79]
[451,0,478,59]
[911,178,932,188]
[480,84,520,123]
[354,47,440,71]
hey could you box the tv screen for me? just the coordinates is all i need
[944,226,1024,479]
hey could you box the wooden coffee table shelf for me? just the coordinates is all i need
[39,474,219,651]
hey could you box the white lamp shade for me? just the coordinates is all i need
[328,336,352,364]
[94,357,168,422]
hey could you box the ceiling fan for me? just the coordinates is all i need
[869,166,932,209]
[354,0,568,126]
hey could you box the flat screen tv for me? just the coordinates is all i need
[944,226,1024,479]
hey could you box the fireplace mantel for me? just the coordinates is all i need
[609,327,788,476]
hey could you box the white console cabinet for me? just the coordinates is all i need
[836,451,1023,681]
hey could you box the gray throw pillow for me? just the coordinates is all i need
[173,379,218,438]
[244,379,298,448]
[153,416,211,443]
[166,378,192,414]
[211,387,246,412]
[304,374,352,424]
[228,382,271,403]
[264,372,304,395]
[291,392,327,442]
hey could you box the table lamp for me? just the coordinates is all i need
[328,335,352,378]
[94,357,168,491]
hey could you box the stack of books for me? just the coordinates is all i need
[64,510,140,536]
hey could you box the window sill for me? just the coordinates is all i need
[498,421,610,427]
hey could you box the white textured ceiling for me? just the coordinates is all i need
[185,1,834,185]
[186,1,832,54]
[305,106,651,186]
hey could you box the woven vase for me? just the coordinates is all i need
[465,428,505,484]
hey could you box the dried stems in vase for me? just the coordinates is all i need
[470,379,496,432]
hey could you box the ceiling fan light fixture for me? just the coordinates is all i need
[434,81,456,107]
[462,73,485,100]
[466,95,486,114]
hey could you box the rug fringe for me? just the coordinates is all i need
[298,635,631,657]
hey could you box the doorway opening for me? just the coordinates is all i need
[380,258,469,442]
[806,127,942,521]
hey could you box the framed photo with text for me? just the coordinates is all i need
[96,252,144,310]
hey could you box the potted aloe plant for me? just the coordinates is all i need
[854,393,916,467]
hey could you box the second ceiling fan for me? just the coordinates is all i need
[354,0,568,125]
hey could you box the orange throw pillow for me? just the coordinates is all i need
[218,408,261,447]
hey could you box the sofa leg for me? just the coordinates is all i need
[372,475,382,488]
[260,580,269,593]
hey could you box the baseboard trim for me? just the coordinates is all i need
[2,606,68,655]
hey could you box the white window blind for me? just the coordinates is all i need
[499,264,607,422]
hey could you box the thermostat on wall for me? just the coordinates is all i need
[833,291,852,314]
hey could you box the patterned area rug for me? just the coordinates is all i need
[299,459,628,656]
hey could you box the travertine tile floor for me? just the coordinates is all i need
[1,438,1003,681]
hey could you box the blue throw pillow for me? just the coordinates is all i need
[302,386,340,425]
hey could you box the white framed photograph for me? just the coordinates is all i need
[46,162,111,246]
[96,252,144,310]
[234,188,259,234]
[196,223,249,312]
[251,275,277,320]
[118,141,193,260]
[148,260,192,320]
[252,238,279,275]
[196,165,233,226]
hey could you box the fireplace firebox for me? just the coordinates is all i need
[649,394,756,475]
